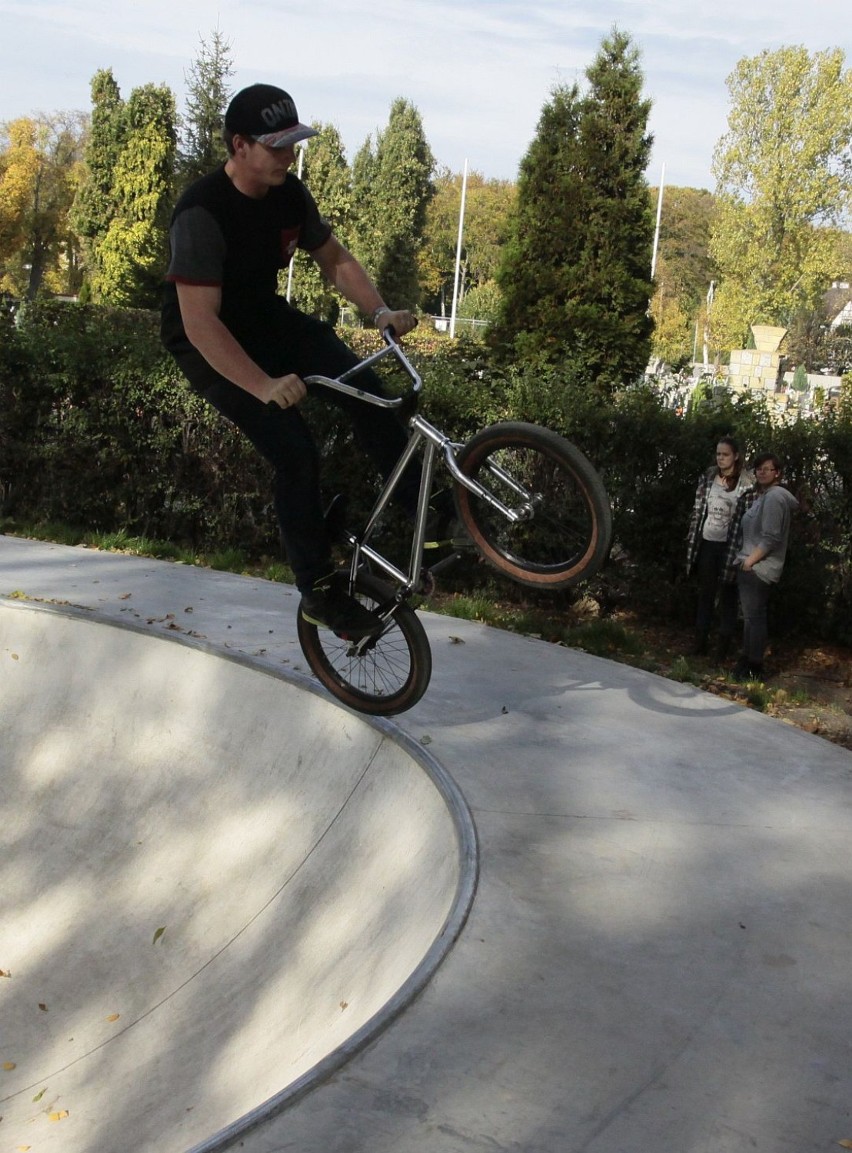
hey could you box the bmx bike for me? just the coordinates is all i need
[295,331,612,716]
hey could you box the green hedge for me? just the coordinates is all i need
[0,301,279,551]
[2,301,850,644]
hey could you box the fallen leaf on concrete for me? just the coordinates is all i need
[48,1110,69,1122]
[152,926,166,945]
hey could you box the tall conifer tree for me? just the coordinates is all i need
[96,83,177,307]
[493,84,585,359]
[289,123,353,322]
[70,68,126,299]
[575,30,655,383]
[351,98,434,310]
[177,28,234,193]
[493,29,655,389]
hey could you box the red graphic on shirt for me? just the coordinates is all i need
[281,227,300,262]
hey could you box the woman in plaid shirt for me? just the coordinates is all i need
[685,436,754,659]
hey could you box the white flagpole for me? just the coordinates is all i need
[703,279,715,368]
[286,145,306,302]
[449,159,469,338]
[651,162,665,279]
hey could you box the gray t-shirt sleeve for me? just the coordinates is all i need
[166,206,227,285]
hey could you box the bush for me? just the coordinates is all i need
[0,300,277,552]
[2,301,850,645]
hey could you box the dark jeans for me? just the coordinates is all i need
[169,308,415,592]
[694,538,738,638]
[737,569,772,665]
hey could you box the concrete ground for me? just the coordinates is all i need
[2,534,851,1153]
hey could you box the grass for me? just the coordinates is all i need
[742,682,771,711]
[565,617,647,660]
[668,655,702,685]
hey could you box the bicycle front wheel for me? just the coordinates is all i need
[454,422,612,590]
[297,572,432,716]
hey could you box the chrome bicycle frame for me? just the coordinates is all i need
[305,333,535,597]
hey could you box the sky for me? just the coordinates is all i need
[0,0,850,191]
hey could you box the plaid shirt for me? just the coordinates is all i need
[686,467,757,580]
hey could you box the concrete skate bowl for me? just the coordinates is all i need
[0,601,477,1153]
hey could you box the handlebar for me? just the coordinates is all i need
[301,328,422,410]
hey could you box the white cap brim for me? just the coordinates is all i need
[253,124,319,148]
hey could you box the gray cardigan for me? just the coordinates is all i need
[735,485,799,584]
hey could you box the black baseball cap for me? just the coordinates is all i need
[224,84,318,149]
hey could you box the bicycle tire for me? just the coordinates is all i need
[453,421,612,590]
[297,572,432,716]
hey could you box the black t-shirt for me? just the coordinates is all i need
[160,165,332,357]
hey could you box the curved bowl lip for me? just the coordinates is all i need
[1,597,480,1153]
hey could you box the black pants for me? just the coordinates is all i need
[169,308,414,592]
[694,538,738,639]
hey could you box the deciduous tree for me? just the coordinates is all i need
[0,113,85,298]
[649,254,694,368]
[710,46,852,352]
[420,167,515,317]
[649,187,717,367]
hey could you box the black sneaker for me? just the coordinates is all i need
[300,574,383,639]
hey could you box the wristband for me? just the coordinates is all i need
[372,306,391,326]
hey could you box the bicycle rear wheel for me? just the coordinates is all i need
[297,572,432,716]
[454,422,611,590]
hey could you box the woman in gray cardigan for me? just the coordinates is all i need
[732,453,798,681]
